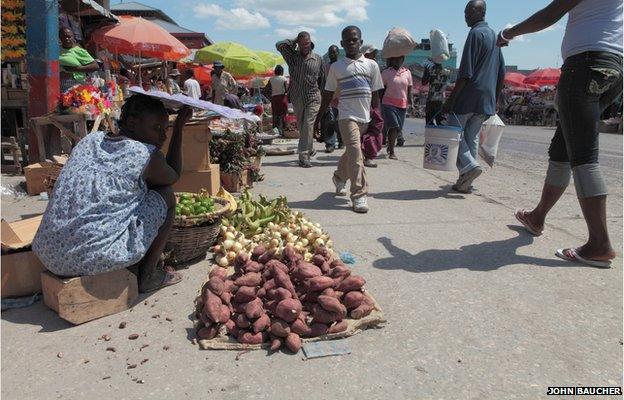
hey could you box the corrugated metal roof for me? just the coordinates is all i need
[110,1,175,23]
[110,1,158,12]
[148,18,195,34]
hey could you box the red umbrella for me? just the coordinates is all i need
[91,16,190,61]
[524,68,561,86]
[504,72,526,87]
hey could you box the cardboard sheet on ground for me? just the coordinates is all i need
[128,87,261,123]
[198,294,385,351]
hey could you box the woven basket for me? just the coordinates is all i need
[166,195,230,266]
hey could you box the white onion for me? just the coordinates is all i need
[222,239,235,251]
[232,242,243,252]
[217,256,229,267]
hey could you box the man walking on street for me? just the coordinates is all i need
[443,0,505,193]
[315,26,384,213]
[422,58,450,125]
[277,32,325,168]
[319,45,342,152]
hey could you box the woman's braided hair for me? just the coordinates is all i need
[119,94,167,129]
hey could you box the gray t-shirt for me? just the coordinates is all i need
[453,21,505,116]
[561,0,623,60]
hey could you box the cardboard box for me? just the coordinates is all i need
[24,162,62,196]
[220,169,252,193]
[172,164,220,195]
[162,119,213,171]
[1,215,46,298]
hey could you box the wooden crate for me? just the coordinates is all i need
[41,269,138,325]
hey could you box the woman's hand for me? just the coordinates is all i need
[174,106,193,128]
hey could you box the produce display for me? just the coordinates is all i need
[195,245,375,353]
[213,190,333,268]
[175,191,216,217]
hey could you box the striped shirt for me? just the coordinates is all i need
[276,39,324,106]
[325,55,383,123]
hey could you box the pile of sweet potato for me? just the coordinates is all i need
[195,245,375,353]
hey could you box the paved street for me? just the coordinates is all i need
[1,119,622,400]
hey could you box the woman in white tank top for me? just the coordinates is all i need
[498,0,622,268]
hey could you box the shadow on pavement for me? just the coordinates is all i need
[288,192,350,211]
[371,186,465,201]
[373,225,574,272]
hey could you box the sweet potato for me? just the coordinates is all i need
[273,266,297,298]
[218,304,231,323]
[203,290,223,322]
[330,265,351,278]
[222,279,235,293]
[290,318,312,336]
[258,248,277,264]
[314,246,330,259]
[300,292,320,303]
[337,275,365,292]
[234,251,249,267]
[220,292,233,305]
[282,245,299,263]
[266,259,289,275]
[311,305,339,324]
[308,322,329,337]
[311,254,325,267]
[245,297,264,320]
[200,311,212,327]
[235,313,251,329]
[317,295,346,318]
[197,325,219,340]
[285,332,302,353]
[235,272,262,287]
[327,320,348,334]
[319,261,331,274]
[270,336,283,351]
[295,263,322,280]
[245,260,264,273]
[270,319,291,337]
[321,288,338,298]
[251,245,266,260]
[274,287,293,301]
[252,313,271,333]
[275,298,302,322]
[238,331,264,345]
[209,266,228,280]
[330,259,345,268]
[232,301,247,314]
[264,299,277,314]
[256,287,267,299]
[306,276,334,292]
[342,291,365,310]
[233,286,256,303]
[263,278,276,292]
[207,277,225,296]
[228,325,240,337]
[262,268,273,281]
[225,319,236,333]
[350,302,373,319]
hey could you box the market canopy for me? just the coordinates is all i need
[90,16,191,61]
[255,51,285,69]
[524,68,561,87]
[504,72,527,87]
[193,42,270,77]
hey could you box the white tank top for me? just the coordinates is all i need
[269,76,288,96]
[561,0,623,60]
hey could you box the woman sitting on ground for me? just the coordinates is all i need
[33,95,193,292]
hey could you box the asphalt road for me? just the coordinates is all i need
[1,120,622,400]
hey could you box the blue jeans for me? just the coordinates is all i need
[321,108,341,149]
[447,113,487,174]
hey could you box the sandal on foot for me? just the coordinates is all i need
[141,265,183,293]
[514,209,543,236]
[555,248,612,268]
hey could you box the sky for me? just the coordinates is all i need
[112,0,568,70]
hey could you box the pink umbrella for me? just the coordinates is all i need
[524,68,561,86]
[504,72,526,87]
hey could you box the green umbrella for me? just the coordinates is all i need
[194,42,269,76]
[255,51,285,69]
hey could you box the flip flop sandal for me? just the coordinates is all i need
[514,209,543,236]
[142,264,183,293]
[555,248,612,269]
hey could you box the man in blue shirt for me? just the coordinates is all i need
[443,0,505,193]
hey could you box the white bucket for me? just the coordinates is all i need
[423,124,462,171]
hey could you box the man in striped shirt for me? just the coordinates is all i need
[276,32,325,168]
[315,26,384,213]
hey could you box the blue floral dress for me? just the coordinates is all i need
[33,131,168,277]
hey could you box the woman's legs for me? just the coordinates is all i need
[387,127,399,160]
[135,185,181,292]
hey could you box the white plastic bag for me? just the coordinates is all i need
[479,114,505,167]
[478,114,505,167]
[381,27,416,59]
[430,29,450,64]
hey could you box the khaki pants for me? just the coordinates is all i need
[335,119,369,199]
[292,100,320,160]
